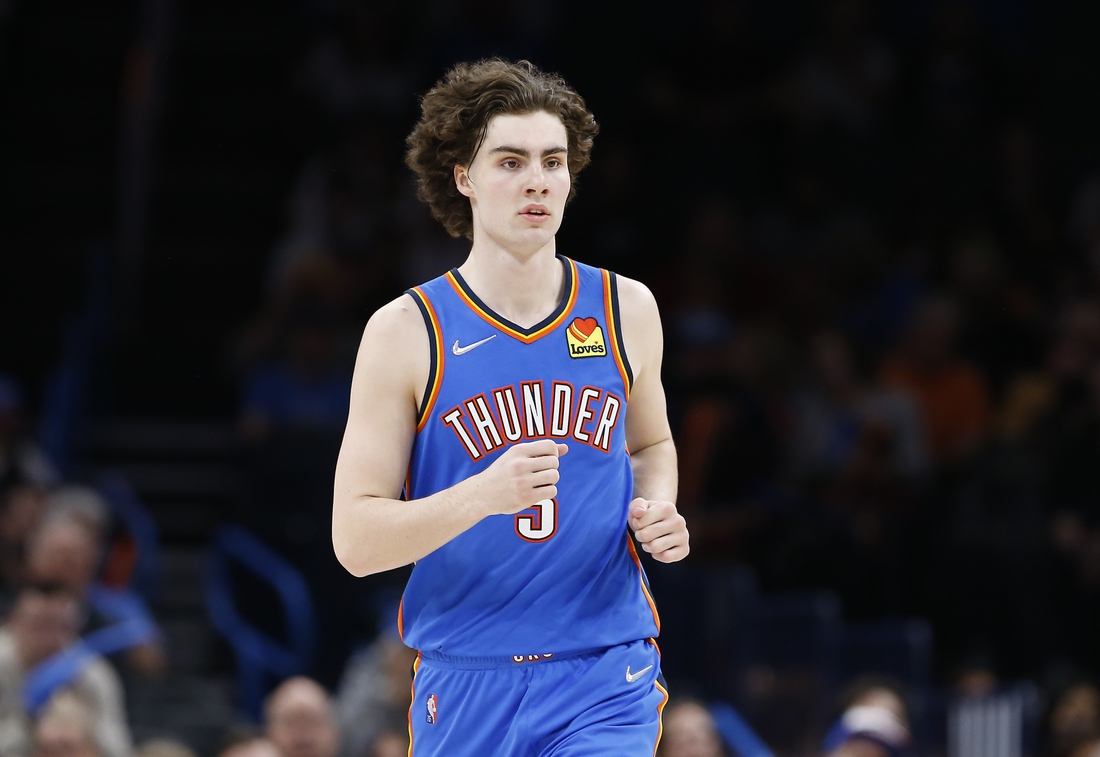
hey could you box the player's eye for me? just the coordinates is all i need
[502,159,521,169]
[545,158,563,169]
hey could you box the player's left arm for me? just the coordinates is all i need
[618,275,689,563]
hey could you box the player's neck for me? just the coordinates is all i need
[457,239,564,329]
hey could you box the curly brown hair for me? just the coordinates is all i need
[405,58,599,239]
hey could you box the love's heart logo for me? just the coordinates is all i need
[569,317,599,342]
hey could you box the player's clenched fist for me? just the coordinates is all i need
[629,498,689,563]
[475,440,569,516]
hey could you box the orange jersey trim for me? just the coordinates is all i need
[626,534,662,632]
[407,651,421,757]
[653,677,670,756]
[602,269,633,399]
[444,258,579,344]
[409,287,445,432]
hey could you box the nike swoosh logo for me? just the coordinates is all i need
[625,664,653,683]
[452,335,496,356]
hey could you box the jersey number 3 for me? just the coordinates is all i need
[515,499,557,542]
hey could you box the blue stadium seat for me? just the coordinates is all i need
[205,525,315,720]
[98,473,161,601]
[710,700,777,757]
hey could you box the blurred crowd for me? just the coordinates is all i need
[6,0,1100,754]
[0,375,415,755]
[226,0,1100,752]
[238,0,1100,680]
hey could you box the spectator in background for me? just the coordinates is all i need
[1046,681,1100,757]
[949,231,1044,397]
[218,734,282,757]
[134,739,198,757]
[1071,742,1100,757]
[822,678,911,757]
[264,677,339,757]
[880,296,990,465]
[31,692,103,757]
[366,734,405,757]
[43,488,111,541]
[790,330,925,481]
[363,712,408,757]
[952,657,999,700]
[239,313,351,444]
[0,374,58,615]
[658,698,728,757]
[334,623,415,757]
[0,479,49,615]
[784,331,926,617]
[26,504,165,679]
[999,299,1100,445]
[236,257,348,375]
[1004,302,1100,675]
[673,324,788,562]
[26,500,105,601]
[0,583,131,757]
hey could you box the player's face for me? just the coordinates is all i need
[456,110,570,255]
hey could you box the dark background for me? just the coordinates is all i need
[3,0,1100,754]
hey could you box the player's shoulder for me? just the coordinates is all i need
[352,293,431,392]
[360,293,430,351]
[610,273,660,326]
[604,272,663,373]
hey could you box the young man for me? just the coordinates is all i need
[332,59,689,756]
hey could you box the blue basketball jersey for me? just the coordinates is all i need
[400,256,661,657]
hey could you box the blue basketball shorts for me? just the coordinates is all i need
[408,638,668,757]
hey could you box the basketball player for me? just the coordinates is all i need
[332,59,689,756]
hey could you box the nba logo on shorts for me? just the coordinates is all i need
[426,694,438,725]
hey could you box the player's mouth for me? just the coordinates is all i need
[520,204,551,223]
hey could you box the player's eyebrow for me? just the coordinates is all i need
[488,145,568,158]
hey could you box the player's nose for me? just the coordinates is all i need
[525,166,550,195]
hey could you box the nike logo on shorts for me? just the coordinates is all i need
[452,335,497,355]
[625,664,653,683]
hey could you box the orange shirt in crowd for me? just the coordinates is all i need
[879,357,990,463]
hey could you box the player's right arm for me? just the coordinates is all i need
[332,294,566,577]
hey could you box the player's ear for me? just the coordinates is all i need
[455,164,475,198]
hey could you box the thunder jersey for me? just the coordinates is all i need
[399,256,661,657]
